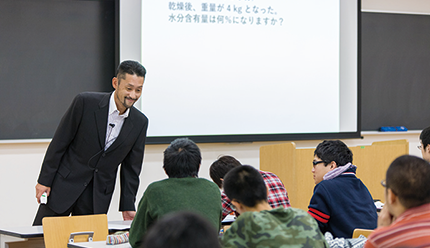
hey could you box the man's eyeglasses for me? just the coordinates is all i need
[230,204,236,211]
[381,179,396,195]
[417,145,422,150]
[312,160,325,166]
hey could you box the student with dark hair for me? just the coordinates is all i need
[128,138,222,248]
[419,126,430,162]
[163,138,202,178]
[210,155,242,188]
[365,155,430,248]
[33,60,148,225]
[221,165,328,247]
[141,211,221,248]
[308,140,377,238]
[210,155,290,220]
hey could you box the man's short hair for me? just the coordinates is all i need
[116,60,146,81]
[314,140,353,167]
[223,165,267,208]
[209,155,242,188]
[163,138,201,178]
[386,155,430,209]
[420,126,430,149]
[142,211,220,248]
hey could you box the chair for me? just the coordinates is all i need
[42,214,108,248]
[352,228,374,238]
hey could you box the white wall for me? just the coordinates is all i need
[0,0,428,228]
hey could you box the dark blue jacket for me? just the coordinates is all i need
[308,167,377,238]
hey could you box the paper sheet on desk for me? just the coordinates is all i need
[374,201,384,210]
[108,220,132,231]
[222,214,236,222]
[109,224,130,230]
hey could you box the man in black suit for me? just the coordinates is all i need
[33,60,148,225]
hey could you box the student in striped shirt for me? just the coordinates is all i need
[210,155,291,220]
[307,140,377,238]
[364,155,430,248]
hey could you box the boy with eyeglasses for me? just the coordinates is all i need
[364,155,430,248]
[418,126,430,162]
[308,140,377,238]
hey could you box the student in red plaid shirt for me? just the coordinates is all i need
[210,155,291,220]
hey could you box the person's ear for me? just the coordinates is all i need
[231,199,245,214]
[425,144,430,154]
[328,161,337,170]
[218,178,224,189]
[112,77,118,90]
[387,188,398,205]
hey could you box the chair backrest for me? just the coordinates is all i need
[42,214,108,248]
[352,228,374,238]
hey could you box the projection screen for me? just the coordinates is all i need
[122,0,360,143]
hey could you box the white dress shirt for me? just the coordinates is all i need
[105,93,129,150]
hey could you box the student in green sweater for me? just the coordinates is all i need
[129,138,222,248]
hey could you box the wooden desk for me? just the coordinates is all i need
[68,241,131,248]
[0,221,131,248]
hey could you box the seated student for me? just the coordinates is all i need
[364,155,430,248]
[210,155,290,220]
[128,138,222,248]
[141,211,221,248]
[419,126,430,162]
[308,140,377,238]
[221,165,328,248]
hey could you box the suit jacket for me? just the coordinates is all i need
[37,92,148,214]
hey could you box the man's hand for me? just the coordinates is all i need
[377,205,394,228]
[35,183,51,204]
[122,211,136,220]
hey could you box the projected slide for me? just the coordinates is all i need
[140,0,357,140]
